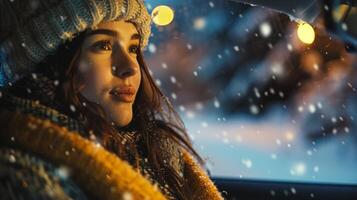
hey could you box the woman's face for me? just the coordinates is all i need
[78,20,141,127]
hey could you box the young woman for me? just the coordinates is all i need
[0,0,223,199]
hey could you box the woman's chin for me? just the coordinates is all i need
[109,110,133,127]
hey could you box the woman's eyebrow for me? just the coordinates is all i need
[87,29,118,37]
[87,29,140,41]
[131,33,140,41]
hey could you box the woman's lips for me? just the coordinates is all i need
[109,86,135,103]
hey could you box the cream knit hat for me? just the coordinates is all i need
[0,0,151,85]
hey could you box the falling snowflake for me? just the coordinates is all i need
[313,166,319,172]
[170,76,176,84]
[214,98,220,108]
[53,80,59,86]
[8,154,16,163]
[341,23,348,31]
[271,63,283,75]
[298,106,304,112]
[308,104,316,113]
[242,159,253,168]
[290,162,306,176]
[179,105,185,112]
[56,166,71,179]
[287,43,293,51]
[250,104,259,114]
[187,43,192,50]
[161,62,168,69]
[148,43,156,53]
[155,79,161,86]
[259,22,272,38]
[233,45,240,52]
[209,1,214,8]
[70,104,76,112]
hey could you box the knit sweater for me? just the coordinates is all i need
[0,75,224,199]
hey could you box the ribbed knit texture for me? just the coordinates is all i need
[0,0,151,85]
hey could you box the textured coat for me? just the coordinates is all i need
[0,88,224,200]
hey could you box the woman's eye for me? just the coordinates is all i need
[92,40,112,51]
[129,45,139,54]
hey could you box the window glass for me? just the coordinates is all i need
[145,0,357,184]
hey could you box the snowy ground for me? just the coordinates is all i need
[182,110,357,185]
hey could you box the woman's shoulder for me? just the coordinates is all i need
[0,147,88,200]
[0,88,88,136]
[151,121,186,174]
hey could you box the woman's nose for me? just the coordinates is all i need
[111,51,138,78]
[113,64,138,78]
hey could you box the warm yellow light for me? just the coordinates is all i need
[151,5,174,26]
[297,22,315,44]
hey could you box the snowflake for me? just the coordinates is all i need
[8,154,16,163]
[170,76,176,84]
[214,98,220,108]
[291,163,306,176]
[155,79,161,86]
[298,106,304,112]
[148,43,156,53]
[233,45,240,52]
[53,80,59,86]
[313,166,319,172]
[186,110,195,119]
[56,166,71,179]
[209,1,214,8]
[308,104,316,113]
[341,23,348,31]
[161,62,168,69]
[187,43,192,50]
[250,104,259,114]
[69,104,76,112]
[259,22,272,38]
[242,159,252,168]
[179,105,185,112]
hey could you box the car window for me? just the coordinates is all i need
[145,0,357,184]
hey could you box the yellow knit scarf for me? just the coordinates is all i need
[0,109,223,200]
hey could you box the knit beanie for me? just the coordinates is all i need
[0,0,151,85]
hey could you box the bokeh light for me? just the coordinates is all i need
[151,5,174,26]
[297,22,315,44]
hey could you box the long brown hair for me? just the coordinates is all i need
[38,28,205,199]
